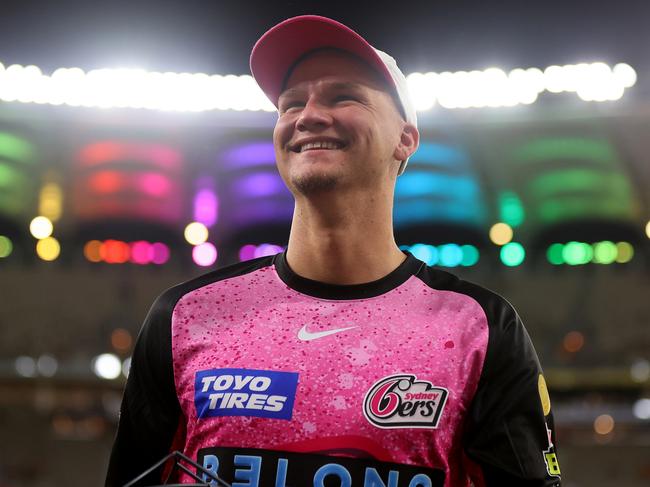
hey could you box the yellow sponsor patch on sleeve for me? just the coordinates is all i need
[544,451,561,476]
[538,373,551,416]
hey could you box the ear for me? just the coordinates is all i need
[393,123,419,162]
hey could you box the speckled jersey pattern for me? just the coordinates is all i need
[172,263,487,486]
[106,251,561,487]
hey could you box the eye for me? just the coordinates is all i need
[333,94,358,103]
[279,100,304,113]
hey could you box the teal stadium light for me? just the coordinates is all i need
[460,245,479,266]
[498,191,525,228]
[402,244,480,267]
[500,242,525,266]
[394,142,486,228]
[409,244,439,266]
[438,244,463,267]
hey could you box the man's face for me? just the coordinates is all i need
[273,50,407,197]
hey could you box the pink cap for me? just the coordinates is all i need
[250,15,417,174]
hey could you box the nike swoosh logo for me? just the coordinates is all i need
[298,324,357,341]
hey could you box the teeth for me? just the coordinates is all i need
[299,141,341,152]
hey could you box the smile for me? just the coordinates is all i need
[291,140,345,153]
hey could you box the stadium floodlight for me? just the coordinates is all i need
[0,59,637,112]
[92,353,122,380]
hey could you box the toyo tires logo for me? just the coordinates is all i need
[363,374,448,429]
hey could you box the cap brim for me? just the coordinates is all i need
[250,15,396,106]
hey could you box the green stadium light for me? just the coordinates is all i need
[550,241,630,266]
[538,198,634,224]
[500,242,525,266]
[512,137,618,165]
[529,170,629,200]
[616,242,634,263]
[581,243,594,264]
[547,243,564,265]
[0,162,27,188]
[593,241,617,264]
[0,236,13,258]
[563,241,587,265]
[0,133,34,162]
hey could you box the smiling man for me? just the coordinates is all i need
[271,46,417,286]
[106,16,560,487]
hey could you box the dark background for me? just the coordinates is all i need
[0,1,649,486]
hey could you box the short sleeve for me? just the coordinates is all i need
[105,291,183,487]
[462,300,561,487]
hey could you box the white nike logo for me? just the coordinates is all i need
[297,324,357,341]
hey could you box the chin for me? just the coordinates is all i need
[290,170,340,195]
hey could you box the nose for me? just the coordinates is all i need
[295,99,332,132]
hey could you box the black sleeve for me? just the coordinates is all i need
[463,295,561,487]
[105,290,183,487]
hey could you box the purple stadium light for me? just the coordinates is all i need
[194,188,218,227]
[239,244,257,261]
[255,244,284,258]
[222,142,276,169]
[233,172,286,198]
[231,200,294,227]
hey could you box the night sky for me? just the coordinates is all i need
[0,0,647,76]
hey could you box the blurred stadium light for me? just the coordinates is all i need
[0,60,637,112]
[0,41,648,487]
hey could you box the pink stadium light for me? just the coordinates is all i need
[192,242,217,267]
[130,241,153,265]
[151,243,170,265]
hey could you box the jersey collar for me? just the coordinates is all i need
[273,250,423,300]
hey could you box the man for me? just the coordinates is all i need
[106,15,561,487]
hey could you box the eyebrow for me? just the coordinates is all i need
[278,82,365,100]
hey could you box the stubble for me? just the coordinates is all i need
[291,171,340,195]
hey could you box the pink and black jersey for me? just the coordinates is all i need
[106,251,561,487]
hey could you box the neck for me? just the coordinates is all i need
[285,188,405,285]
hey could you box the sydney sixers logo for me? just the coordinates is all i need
[363,374,448,429]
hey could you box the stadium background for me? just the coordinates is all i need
[0,1,648,485]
